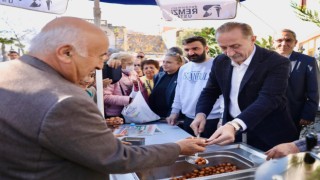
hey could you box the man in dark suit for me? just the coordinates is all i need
[273,29,320,133]
[190,22,298,151]
[0,17,206,180]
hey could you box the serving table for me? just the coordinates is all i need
[110,121,267,180]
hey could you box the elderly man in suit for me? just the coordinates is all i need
[190,22,298,151]
[273,29,320,133]
[0,17,206,180]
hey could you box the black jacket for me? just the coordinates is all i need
[149,70,179,117]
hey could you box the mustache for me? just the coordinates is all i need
[188,54,199,58]
[228,53,240,59]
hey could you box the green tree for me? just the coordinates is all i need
[0,36,16,61]
[176,28,221,57]
[194,27,222,57]
[0,17,35,56]
[291,1,320,27]
[290,1,320,56]
[255,35,275,50]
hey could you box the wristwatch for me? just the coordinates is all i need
[227,121,242,132]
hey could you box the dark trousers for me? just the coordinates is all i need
[183,117,219,138]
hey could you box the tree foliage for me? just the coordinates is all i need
[0,36,16,61]
[176,28,221,57]
[194,27,222,57]
[255,36,275,51]
[0,37,15,45]
[291,1,320,28]
[0,17,36,57]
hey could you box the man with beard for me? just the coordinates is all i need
[166,36,224,138]
[191,22,298,151]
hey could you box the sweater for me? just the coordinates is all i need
[171,58,224,119]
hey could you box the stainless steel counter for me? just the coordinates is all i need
[110,122,267,180]
[110,122,192,180]
[135,143,266,180]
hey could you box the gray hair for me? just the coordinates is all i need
[29,25,88,57]
[165,51,185,65]
[281,29,297,40]
[216,22,254,38]
[109,51,134,64]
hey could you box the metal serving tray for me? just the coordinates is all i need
[122,137,145,146]
[135,143,266,180]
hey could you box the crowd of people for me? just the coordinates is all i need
[1,16,320,179]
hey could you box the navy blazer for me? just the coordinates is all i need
[150,71,179,117]
[287,51,320,129]
[196,45,298,151]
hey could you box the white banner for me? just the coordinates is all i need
[0,0,69,14]
[157,0,238,21]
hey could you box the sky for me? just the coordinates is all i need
[1,0,320,49]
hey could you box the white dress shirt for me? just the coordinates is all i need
[287,54,299,72]
[229,46,256,130]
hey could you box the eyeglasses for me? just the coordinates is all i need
[275,38,294,44]
[134,64,141,67]
[137,55,144,59]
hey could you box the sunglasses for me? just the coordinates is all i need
[137,55,144,59]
